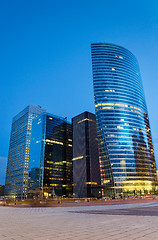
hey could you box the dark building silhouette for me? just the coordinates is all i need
[0,185,5,197]
[72,111,101,198]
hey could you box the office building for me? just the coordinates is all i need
[91,43,157,196]
[5,105,45,198]
[73,111,101,198]
[28,112,72,198]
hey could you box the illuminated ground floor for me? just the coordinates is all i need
[102,179,157,198]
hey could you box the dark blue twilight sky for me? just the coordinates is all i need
[1,0,158,184]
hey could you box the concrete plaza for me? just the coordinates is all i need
[1,202,158,240]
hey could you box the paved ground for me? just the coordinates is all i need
[1,202,158,240]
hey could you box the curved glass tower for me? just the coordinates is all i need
[91,43,157,195]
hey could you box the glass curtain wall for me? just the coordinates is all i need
[91,43,157,196]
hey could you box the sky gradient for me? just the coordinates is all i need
[1,0,158,184]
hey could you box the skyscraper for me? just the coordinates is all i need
[5,105,45,198]
[73,111,101,198]
[91,43,157,196]
[28,112,73,198]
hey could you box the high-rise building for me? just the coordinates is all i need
[28,112,73,198]
[5,105,46,198]
[72,111,101,198]
[91,43,157,196]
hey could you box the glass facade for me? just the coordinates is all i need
[29,113,73,198]
[5,105,46,198]
[73,111,101,198]
[91,43,157,195]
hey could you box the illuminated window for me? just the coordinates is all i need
[117,126,124,129]
[72,156,84,161]
[77,118,94,124]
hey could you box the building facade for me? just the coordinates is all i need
[91,43,157,196]
[73,111,101,198]
[28,113,73,198]
[5,105,45,198]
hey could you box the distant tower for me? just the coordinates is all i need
[5,105,46,198]
[91,43,157,195]
[28,112,73,198]
[72,111,101,198]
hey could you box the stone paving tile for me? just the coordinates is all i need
[1,203,158,239]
